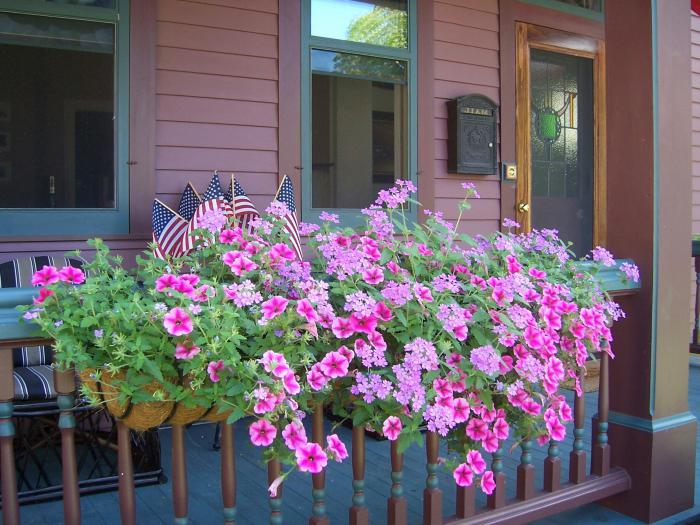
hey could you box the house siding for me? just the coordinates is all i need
[155,0,279,213]
[692,11,700,328]
[432,0,501,235]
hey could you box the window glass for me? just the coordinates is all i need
[0,13,115,209]
[552,0,602,12]
[311,0,408,48]
[530,48,594,255]
[312,51,407,209]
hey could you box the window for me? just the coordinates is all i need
[302,0,416,224]
[0,0,129,236]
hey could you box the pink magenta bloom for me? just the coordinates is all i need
[482,431,499,453]
[466,450,486,474]
[249,419,277,447]
[529,268,547,280]
[492,418,510,440]
[270,243,296,262]
[283,373,301,395]
[382,416,402,441]
[295,442,328,474]
[32,266,60,286]
[453,463,474,487]
[219,229,240,244]
[156,274,178,292]
[307,366,329,391]
[282,421,307,450]
[320,351,349,378]
[466,418,489,441]
[58,266,85,284]
[261,296,289,320]
[414,284,434,303]
[368,330,387,351]
[33,287,55,305]
[374,301,393,321]
[547,418,567,441]
[480,471,496,495]
[452,398,470,423]
[207,360,225,382]
[296,299,320,323]
[523,325,544,350]
[261,350,291,378]
[163,307,194,336]
[331,317,353,338]
[362,267,384,285]
[337,345,354,361]
[417,243,433,256]
[505,254,522,274]
[175,343,201,360]
[326,434,348,461]
[348,313,378,335]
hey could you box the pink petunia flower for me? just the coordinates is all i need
[453,463,474,487]
[295,442,328,474]
[32,266,60,286]
[249,419,277,447]
[337,345,354,362]
[163,307,194,336]
[269,243,296,262]
[480,471,496,495]
[296,299,320,323]
[482,431,499,453]
[175,343,201,360]
[492,418,510,440]
[156,274,178,292]
[58,266,85,285]
[207,360,225,382]
[219,229,240,244]
[283,373,301,395]
[414,284,434,303]
[528,268,547,280]
[261,350,291,378]
[331,317,353,339]
[373,301,393,322]
[348,313,377,335]
[282,421,307,450]
[362,267,384,285]
[307,366,329,391]
[326,434,348,461]
[367,330,387,351]
[466,450,486,474]
[452,398,470,423]
[261,296,289,320]
[382,416,402,441]
[319,351,349,378]
[466,418,489,441]
[33,287,55,305]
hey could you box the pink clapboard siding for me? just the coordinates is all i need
[155,0,279,211]
[433,0,501,235]
[691,11,700,325]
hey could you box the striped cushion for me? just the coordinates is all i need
[0,256,85,369]
[13,365,56,401]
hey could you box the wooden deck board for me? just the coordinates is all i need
[13,366,700,524]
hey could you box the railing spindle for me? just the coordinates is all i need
[569,370,587,484]
[268,458,283,525]
[349,425,369,525]
[310,404,329,525]
[486,447,506,509]
[455,483,475,519]
[423,431,442,525]
[221,423,237,524]
[0,347,19,525]
[592,352,611,476]
[172,424,189,524]
[516,439,535,500]
[117,420,137,525]
[55,368,81,524]
[387,440,407,525]
[543,439,561,492]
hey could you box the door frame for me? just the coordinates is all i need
[514,21,607,246]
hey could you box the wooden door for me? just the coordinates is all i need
[515,22,606,254]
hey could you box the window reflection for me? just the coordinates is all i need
[311,0,408,48]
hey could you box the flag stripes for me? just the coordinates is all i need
[275,175,303,261]
[152,200,188,258]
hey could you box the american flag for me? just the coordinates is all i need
[181,174,233,254]
[226,174,259,232]
[177,182,201,221]
[274,175,303,261]
[203,172,224,200]
[152,199,188,258]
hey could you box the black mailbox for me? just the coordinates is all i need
[447,95,498,175]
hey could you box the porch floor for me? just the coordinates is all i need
[14,365,700,525]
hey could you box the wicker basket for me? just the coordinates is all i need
[562,360,601,393]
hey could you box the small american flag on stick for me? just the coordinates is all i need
[177,182,201,222]
[152,199,188,258]
[225,174,259,232]
[181,173,233,254]
[274,174,303,261]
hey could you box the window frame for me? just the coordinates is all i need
[0,0,129,237]
[519,0,604,22]
[300,0,418,226]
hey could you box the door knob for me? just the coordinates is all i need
[518,202,530,213]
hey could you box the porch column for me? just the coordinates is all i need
[604,1,696,522]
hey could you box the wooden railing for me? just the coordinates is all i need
[0,274,639,525]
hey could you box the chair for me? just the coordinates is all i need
[0,255,164,506]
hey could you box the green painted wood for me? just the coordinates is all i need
[300,0,418,228]
[0,288,43,341]
[574,258,641,293]
[519,0,604,22]
[0,0,130,237]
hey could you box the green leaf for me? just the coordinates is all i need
[226,407,246,424]
[143,358,164,383]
